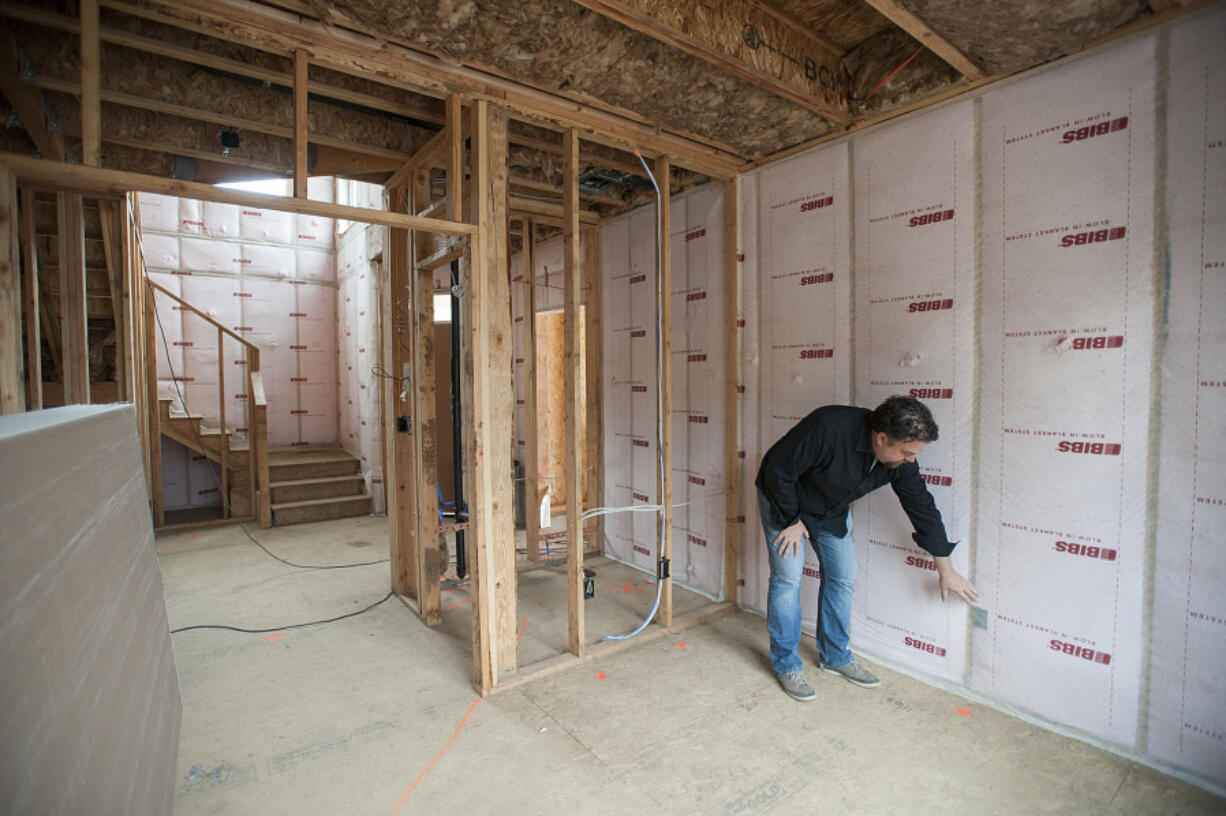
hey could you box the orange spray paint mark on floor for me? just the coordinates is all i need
[956,708,972,716]
[392,696,482,813]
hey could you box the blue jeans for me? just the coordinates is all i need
[759,489,857,675]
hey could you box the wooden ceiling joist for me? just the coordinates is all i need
[570,0,854,126]
[861,0,984,81]
[99,0,746,178]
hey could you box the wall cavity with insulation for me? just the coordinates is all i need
[599,184,729,600]
[735,8,1225,792]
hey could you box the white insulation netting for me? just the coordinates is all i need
[599,185,729,600]
[732,11,1225,791]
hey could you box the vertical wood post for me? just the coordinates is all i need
[294,49,309,199]
[723,178,740,603]
[19,188,40,410]
[563,129,584,656]
[465,100,516,694]
[387,185,418,598]
[446,94,463,223]
[523,219,541,562]
[583,227,602,554]
[0,167,21,413]
[80,0,101,168]
[57,193,89,404]
[655,156,673,628]
[144,280,163,526]
[99,202,125,398]
[411,168,442,624]
[217,326,229,519]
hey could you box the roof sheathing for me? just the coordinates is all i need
[309,0,838,159]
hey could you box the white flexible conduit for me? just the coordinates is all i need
[604,152,666,641]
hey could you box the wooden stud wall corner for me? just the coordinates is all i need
[17,188,40,411]
[522,219,541,563]
[57,193,89,405]
[386,185,419,601]
[582,226,603,555]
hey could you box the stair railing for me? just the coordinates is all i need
[145,279,271,528]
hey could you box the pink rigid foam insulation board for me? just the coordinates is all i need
[295,213,333,249]
[242,242,295,279]
[178,198,202,234]
[297,248,333,282]
[179,275,241,430]
[180,235,240,276]
[336,225,384,511]
[138,192,178,232]
[850,100,976,683]
[0,406,180,815]
[242,277,300,447]
[1149,7,1226,786]
[140,232,180,271]
[535,240,566,312]
[511,254,527,466]
[975,37,1156,747]
[600,187,728,599]
[668,186,727,597]
[202,201,240,239]
[294,282,338,446]
[741,143,853,620]
[147,271,183,402]
[604,207,662,575]
[239,204,293,244]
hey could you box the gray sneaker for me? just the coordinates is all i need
[820,660,880,688]
[777,671,817,701]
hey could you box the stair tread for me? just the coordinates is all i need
[199,428,231,437]
[168,411,203,420]
[271,494,370,510]
[271,474,365,488]
[268,451,359,466]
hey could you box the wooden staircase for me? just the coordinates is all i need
[268,449,371,526]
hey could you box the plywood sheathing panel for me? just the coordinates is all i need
[841,26,962,118]
[899,0,1148,75]
[310,0,835,159]
[16,30,432,160]
[763,0,895,52]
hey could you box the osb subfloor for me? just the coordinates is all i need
[157,516,1225,815]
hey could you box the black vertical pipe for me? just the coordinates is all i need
[450,259,467,578]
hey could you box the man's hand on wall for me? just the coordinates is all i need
[933,557,979,604]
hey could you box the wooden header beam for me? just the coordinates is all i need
[0,156,478,235]
[570,0,853,126]
[861,0,983,80]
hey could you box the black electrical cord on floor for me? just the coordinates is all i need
[170,591,395,635]
[147,270,387,572]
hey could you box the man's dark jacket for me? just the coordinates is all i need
[754,405,955,557]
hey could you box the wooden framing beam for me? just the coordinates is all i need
[293,49,309,198]
[386,185,418,600]
[722,178,739,603]
[56,193,88,404]
[508,196,600,226]
[511,175,626,209]
[446,95,463,224]
[570,0,853,126]
[464,100,516,694]
[563,128,584,657]
[80,0,101,167]
[655,155,673,628]
[583,227,603,554]
[410,167,442,625]
[0,21,65,161]
[385,128,447,190]
[0,156,477,235]
[100,0,745,178]
[98,201,125,395]
[0,167,20,413]
[861,0,983,80]
[522,219,541,564]
[18,188,40,409]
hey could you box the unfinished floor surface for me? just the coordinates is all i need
[157,517,1225,815]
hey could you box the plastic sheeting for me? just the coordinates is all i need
[735,10,1224,792]
[599,185,728,600]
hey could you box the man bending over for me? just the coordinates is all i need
[755,395,978,700]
